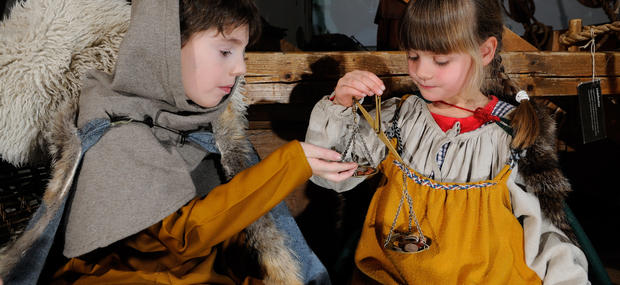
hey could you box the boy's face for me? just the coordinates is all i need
[181,25,249,108]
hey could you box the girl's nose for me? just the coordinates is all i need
[416,71,432,81]
[413,58,433,81]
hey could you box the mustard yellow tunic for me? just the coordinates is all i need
[52,141,310,284]
[354,152,542,284]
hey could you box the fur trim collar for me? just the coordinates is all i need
[518,100,575,241]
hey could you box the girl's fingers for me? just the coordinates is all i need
[347,70,384,95]
[341,77,375,97]
[359,71,386,96]
[334,86,366,106]
[333,70,385,107]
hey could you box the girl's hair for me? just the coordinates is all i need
[400,0,539,149]
[179,0,261,47]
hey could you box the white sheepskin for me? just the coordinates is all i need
[0,0,130,166]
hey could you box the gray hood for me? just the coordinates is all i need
[66,0,238,257]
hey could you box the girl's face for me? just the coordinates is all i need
[181,25,249,108]
[407,50,473,103]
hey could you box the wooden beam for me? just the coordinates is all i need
[246,51,618,79]
[246,51,409,83]
[501,52,616,77]
[245,51,620,101]
[246,76,415,104]
[513,76,619,97]
[244,76,616,104]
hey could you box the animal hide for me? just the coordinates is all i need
[0,0,129,166]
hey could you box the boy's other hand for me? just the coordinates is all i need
[333,70,385,107]
[299,142,357,182]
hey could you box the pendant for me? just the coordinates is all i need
[353,165,378,177]
[385,232,431,253]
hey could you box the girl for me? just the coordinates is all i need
[305,0,589,284]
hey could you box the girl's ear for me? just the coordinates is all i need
[480,36,498,66]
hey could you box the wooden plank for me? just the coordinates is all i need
[501,52,615,77]
[244,75,617,104]
[512,76,619,96]
[246,51,409,83]
[246,51,619,80]
[245,76,415,104]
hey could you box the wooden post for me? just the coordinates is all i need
[546,30,564,51]
[568,19,583,52]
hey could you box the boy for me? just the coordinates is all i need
[0,0,356,284]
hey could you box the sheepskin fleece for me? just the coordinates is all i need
[0,0,130,166]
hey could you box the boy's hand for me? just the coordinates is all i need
[333,70,385,107]
[299,142,357,182]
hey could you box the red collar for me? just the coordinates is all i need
[430,96,499,133]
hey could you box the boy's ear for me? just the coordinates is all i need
[480,36,498,66]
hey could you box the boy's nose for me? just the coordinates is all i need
[231,56,246,76]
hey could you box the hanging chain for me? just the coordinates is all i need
[343,96,430,252]
[383,171,427,249]
[340,101,376,167]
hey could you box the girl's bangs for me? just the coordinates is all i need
[401,1,478,54]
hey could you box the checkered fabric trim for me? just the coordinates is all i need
[483,100,515,126]
[509,149,524,168]
[436,100,515,170]
[435,143,450,171]
[386,105,404,155]
[394,160,497,190]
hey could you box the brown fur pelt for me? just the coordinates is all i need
[0,100,82,279]
[214,83,303,284]
[517,101,577,242]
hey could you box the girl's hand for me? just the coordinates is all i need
[299,142,357,182]
[333,70,385,107]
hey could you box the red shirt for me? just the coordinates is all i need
[430,96,499,133]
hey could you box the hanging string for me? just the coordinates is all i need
[435,101,502,123]
[580,28,597,82]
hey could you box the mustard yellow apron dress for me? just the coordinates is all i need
[353,151,542,284]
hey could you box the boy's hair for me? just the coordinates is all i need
[400,0,539,149]
[179,0,261,47]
